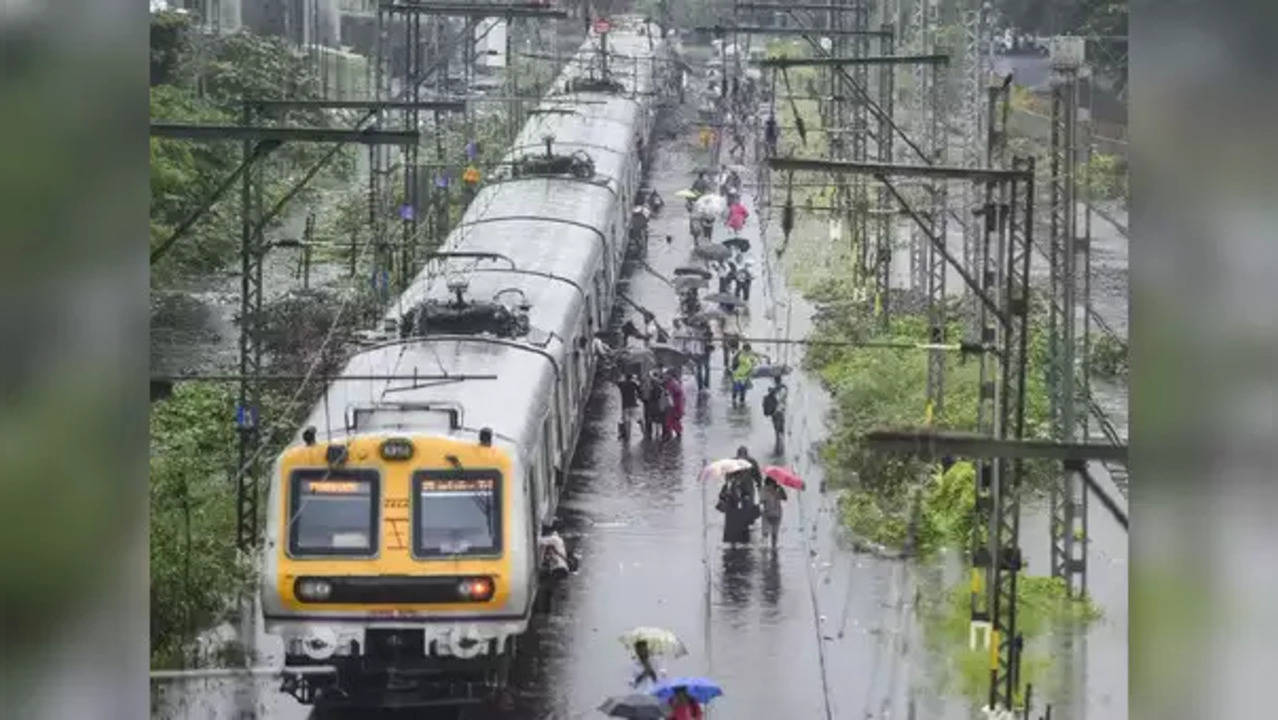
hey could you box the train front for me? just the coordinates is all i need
[259,428,530,709]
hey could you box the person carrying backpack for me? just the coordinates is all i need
[763,375,787,448]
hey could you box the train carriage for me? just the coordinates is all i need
[260,17,672,710]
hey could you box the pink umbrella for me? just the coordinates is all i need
[763,466,806,491]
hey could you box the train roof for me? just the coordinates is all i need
[289,23,667,455]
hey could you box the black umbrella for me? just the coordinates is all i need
[722,237,750,253]
[704,292,745,307]
[752,363,792,378]
[674,276,709,291]
[693,243,731,261]
[617,347,656,365]
[649,343,689,367]
[674,266,713,279]
[598,693,667,719]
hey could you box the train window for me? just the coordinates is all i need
[287,469,379,557]
[554,382,566,454]
[411,469,502,557]
[542,418,556,504]
[594,275,605,323]
[527,466,538,521]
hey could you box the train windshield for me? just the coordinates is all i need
[413,470,502,557]
[288,471,379,556]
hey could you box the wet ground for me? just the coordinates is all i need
[505,94,934,720]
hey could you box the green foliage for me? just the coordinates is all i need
[1083,152,1128,202]
[921,573,1102,708]
[806,296,1055,553]
[1089,331,1128,377]
[150,10,195,86]
[149,85,237,279]
[150,383,250,668]
[149,17,357,281]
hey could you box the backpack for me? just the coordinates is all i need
[762,391,777,416]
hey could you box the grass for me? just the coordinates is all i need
[921,574,1103,709]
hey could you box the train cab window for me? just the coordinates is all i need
[288,470,379,557]
[411,470,502,557]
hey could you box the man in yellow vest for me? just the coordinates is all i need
[462,165,481,204]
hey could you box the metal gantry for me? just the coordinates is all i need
[1047,48,1089,598]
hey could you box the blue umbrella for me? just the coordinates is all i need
[650,677,723,704]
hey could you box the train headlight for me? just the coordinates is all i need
[456,577,494,601]
[295,578,333,602]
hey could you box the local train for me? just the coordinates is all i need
[259,16,674,711]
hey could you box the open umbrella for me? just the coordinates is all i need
[599,693,668,720]
[763,466,806,491]
[703,292,744,307]
[722,237,750,253]
[673,276,708,292]
[693,193,726,218]
[699,458,751,482]
[674,266,712,279]
[687,308,727,325]
[693,243,731,261]
[750,364,791,378]
[674,189,700,199]
[649,343,688,367]
[617,347,655,365]
[651,677,723,705]
[619,627,688,657]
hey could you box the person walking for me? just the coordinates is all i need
[536,520,571,612]
[764,113,779,156]
[762,375,788,448]
[717,472,757,545]
[616,373,641,441]
[730,343,759,407]
[760,477,788,550]
[734,255,754,301]
[632,639,660,690]
[691,171,711,198]
[736,445,764,492]
[692,322,713,390]
[621,315,648,347]
[662,370,685,439]
[668,686,703,720]
[642,373,666,440]
[642,311,659,347]
[720,322,740,377]
[726,198,749,235]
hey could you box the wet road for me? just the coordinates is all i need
[506,95,933,720]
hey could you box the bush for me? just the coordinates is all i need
[1089,332,1128,377]
[150,383,251,668]
[806,300,1055,555]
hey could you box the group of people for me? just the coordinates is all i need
[615,367,685,442]
[715,446,790,550]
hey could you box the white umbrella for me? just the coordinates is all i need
[699,458,751,482]
[693,193,726,219]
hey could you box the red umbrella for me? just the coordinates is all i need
[763,466,805,491]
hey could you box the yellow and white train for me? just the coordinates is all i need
[259,16,673,711]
